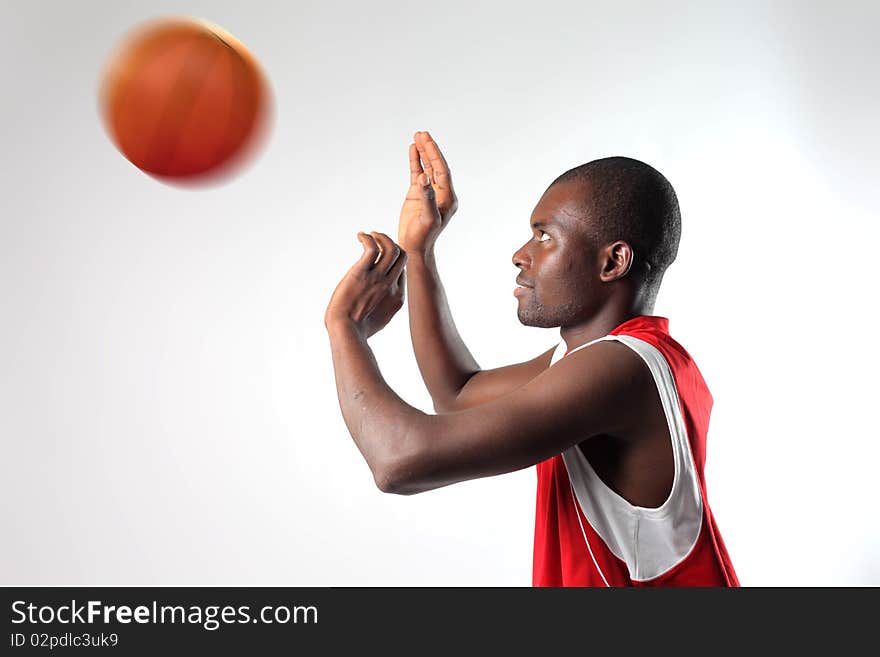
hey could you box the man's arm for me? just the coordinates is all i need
[403,247,479,410]
[406,249,557,412]
[325,231,653,495]
[400,132,552,412]
[327,314,651,495]
[392,336,650,494]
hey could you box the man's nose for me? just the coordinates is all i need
[512,242,531,269]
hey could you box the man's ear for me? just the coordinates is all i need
[599,241,634,282]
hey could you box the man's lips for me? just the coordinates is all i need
[514,277,533,297]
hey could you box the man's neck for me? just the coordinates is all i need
[559,303,653,352]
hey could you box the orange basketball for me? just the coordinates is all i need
[100,17,270,182]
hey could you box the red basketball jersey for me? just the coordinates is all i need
[533,315,738,586]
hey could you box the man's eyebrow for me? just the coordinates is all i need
[531,217,563,230]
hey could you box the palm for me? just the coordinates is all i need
[398,131,458,252]
[398,191,428,249]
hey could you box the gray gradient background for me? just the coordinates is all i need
[2,0,877,585]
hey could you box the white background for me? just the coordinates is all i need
[1,0,877,585]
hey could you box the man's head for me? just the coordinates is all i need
[512,156,681,328]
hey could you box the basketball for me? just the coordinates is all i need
[99,17,270,182]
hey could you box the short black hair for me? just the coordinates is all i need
[550,156,681,288]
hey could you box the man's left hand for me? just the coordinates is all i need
[325,231,408,339]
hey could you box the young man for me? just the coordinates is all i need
[324,131,738,586]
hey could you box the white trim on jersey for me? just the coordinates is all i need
[568,480,610,587]
[551,334,704,582]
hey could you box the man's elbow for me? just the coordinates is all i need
[374,471,415,495]
[373,465,398,494]
[373,461,424,495]
[372,441,432,495]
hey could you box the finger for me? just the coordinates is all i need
[414,131,435,183]
[418,172,440,218]
[370,231,402,275]
[354,232,380,271]
[418,131,455,193]
[409,143,423,186]
[387,248,408,283]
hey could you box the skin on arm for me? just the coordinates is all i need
[400,131,553,412]
[324,231,413,485]
[392,338,653,494]
[325,234,655,495]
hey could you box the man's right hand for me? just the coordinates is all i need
[399,131,458,255]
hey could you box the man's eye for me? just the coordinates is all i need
[537,231,550,242]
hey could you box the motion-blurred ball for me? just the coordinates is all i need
[100,17,270,182]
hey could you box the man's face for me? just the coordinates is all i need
[512,180,602,328]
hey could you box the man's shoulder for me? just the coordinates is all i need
[547,338,659,433]
[543,338,656,403]
[561,337,654,383]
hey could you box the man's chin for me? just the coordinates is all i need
[517,308,558,329]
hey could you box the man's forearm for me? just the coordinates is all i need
[327,319,428,489]
[406,250,481,411]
